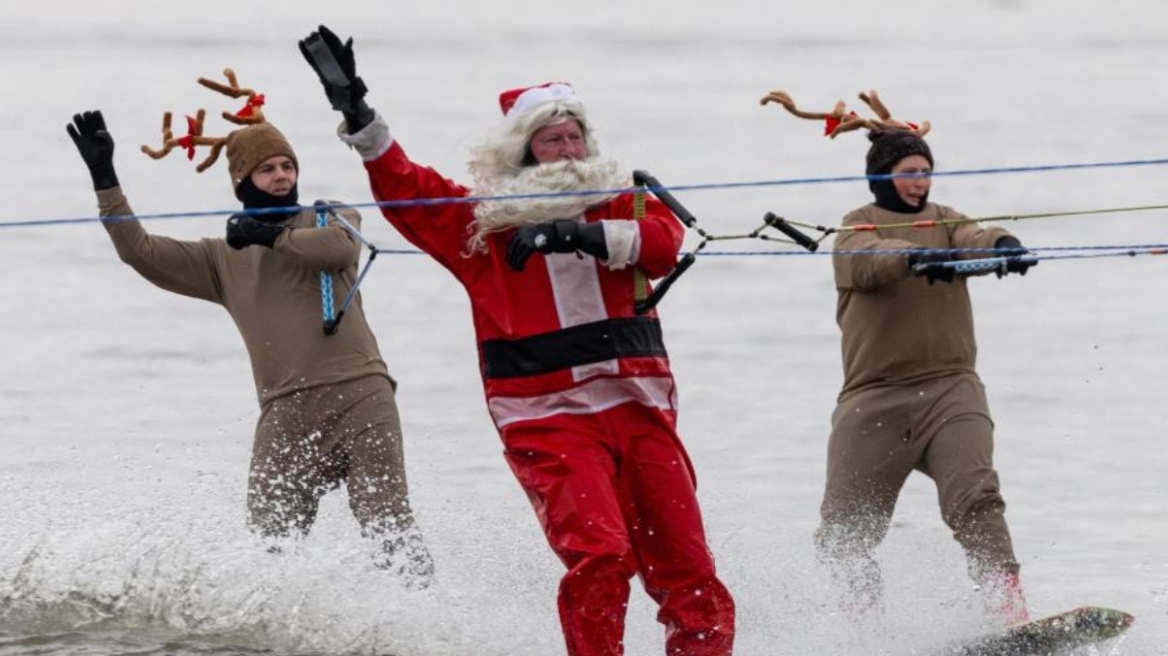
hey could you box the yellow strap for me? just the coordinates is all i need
[633,187,647,303]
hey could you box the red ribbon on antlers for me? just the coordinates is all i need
[236,94,266,118]
[824,111,858,137]
[176,115,200,160]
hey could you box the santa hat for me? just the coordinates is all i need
[498,82,581,119]
[468,81,598,181]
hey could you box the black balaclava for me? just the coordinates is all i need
[236,177,300,223]
[866,129,934,214]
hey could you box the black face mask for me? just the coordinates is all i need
[870,173,928,214]
[236,177,300,222]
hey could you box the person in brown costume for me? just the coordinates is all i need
[763,90,1035,625]
[66,73,433,587]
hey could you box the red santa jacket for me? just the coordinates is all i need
[362,140,685,428]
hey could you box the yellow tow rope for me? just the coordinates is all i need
[633,183,648,305]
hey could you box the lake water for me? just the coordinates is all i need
[1,1,1165,654]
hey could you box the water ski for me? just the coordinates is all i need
[938,606,1134,656]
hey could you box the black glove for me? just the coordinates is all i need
[299,25,375,133]
[506,220,609,272]
[226,213,286,250]
[66,110,120,191]
[994,235,1037,277]
[907,248,956,285]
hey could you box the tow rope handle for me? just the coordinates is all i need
[912,253,1040,277]
[314,201,341,335]
[632,170,699,315]
[763,212,819,252]
[315,200,383,336]
[301,33,366,112]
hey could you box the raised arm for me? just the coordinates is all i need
[299,25,476,273]
[69,111,223,303]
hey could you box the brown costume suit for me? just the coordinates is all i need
[94,187,430,581]
[817,201,1020,604]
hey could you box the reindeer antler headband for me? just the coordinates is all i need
[759,89,931,139]
[140,68,268,171]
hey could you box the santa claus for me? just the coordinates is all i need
[302,24,736,656]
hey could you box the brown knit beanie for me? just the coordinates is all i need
[225,123,298,195]
[865,129,933,176]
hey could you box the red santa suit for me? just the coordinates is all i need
[339,83,734,655]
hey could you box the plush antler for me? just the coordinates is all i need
[197,68,267,126]
[856,90,931,137]
[760,90,865,138]
[760,90,845,120]
[139,109,228,172]
[140,68,270,172]
[761,88,931,139]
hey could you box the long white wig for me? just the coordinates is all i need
[465,100,630,254]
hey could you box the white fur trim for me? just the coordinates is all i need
[508,83,578,119]
[600,220,639,270]
[337,112,394,161]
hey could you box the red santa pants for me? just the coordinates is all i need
[501,401,735,656]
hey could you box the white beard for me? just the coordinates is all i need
[466,156,630,254]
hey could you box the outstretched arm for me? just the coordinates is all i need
[69,111,222,303]
[833,225,920,291]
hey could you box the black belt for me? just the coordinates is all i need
[481,317,667,379]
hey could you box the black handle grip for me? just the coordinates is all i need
[323,310,346,336]
[635,253,697,315]
[764,212,818,252]
[633,170,697,227]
